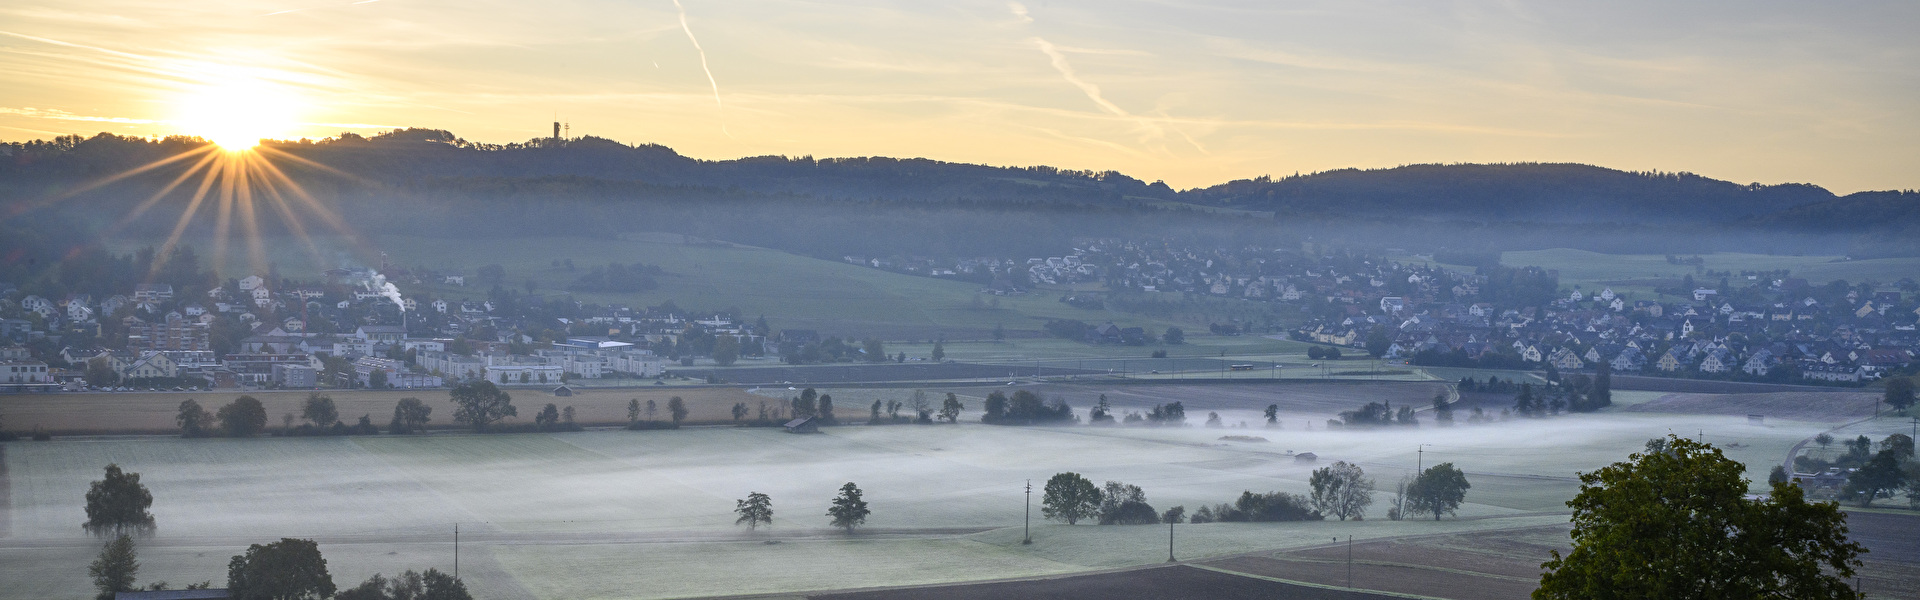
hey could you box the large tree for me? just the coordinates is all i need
[1042,472,1103,525]
[88,535,138,600]
[826,482,870,534]
[1406,462,1470,521]
[1309,461,1376,521]
[449,381,515,431]
[735,492,773,531]
[389,397,431,434]
[176,399,214,438]
[301,393,338,428]
[939,393,964,423]
[1537,436,1865,599]
[227,538,336,600]
[1886,377,1916,414]
[84,464,155,536]
[1844,449,1908,507]
[668,396,688,425]
[217,395,268,437]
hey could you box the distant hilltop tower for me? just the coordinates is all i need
[553,121,561,142]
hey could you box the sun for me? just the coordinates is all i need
[174,79,299,151]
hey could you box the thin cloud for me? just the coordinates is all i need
[0,106,157,124]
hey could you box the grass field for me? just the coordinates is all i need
[107,232,1221,340]
[1,390,1878,600]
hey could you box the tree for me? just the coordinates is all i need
[1042,472,1102,525]
[534,403,560,429]
[1264,404,1279,427]
[389,397,431,434]
[1433,393,1454,426]
[826,482,870,534]
[1406,462,1470,521]
[939,393,963,423]
[1309,461,1375,521]
[1097,481,1158,525]
[85,464,155,536]
[1365,325,1391,358]
[1514,383,1537,417]
[862,338,886,362]
[1590,360,1612,410]
[645,399,657,421]
[735,492,773,531]
[992,322,1005,341]
[817,394,836,424]
[420,568,472,600]
[731,402,749,421]
[85,356,121,388]
[227,538,335,600]
[712,335,739,366]
[1814,432,1834,454]
[449,381,515,431]
[1161,506,1185,524]
[931,340,945,362]
[667,396,688,425]
[1881,433,1915,458]
[176,399,214,437]
[1886,377,1917,414]
[1537,436,1865,599]
[368,369,388,389]
[1843,449,1907,507]
[1162,327,1184,344]
[982,391,1008,422]
[627,399,641,423]
[302,393,339,428]
[794,388,817,417]
[89,534,139,600]
[218,396,268,437]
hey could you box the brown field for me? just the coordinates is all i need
[0,387,767,434]
[1204,515,1920,600]
[811,564,1405,600]
[1623,391,1880,422]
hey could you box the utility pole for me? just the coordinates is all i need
[1417,443,1431,473]
[453,522,459,580]
[1347,535,1353,588]
[1023,479,1033,545]
[1167,518,1176,562]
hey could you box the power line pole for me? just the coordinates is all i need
[1347,535,1353,588]
[453,522,459,580]
[1023,479,1033,545]
[1167,517,1176,562]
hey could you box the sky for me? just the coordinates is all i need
[0,0,1914,193]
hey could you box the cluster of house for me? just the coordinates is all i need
[0,270,768,391]
[846,240,1458,300]
[1300,282,1919,384]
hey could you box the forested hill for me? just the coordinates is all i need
[1177,163,1839,224]
[1,130,1913,236]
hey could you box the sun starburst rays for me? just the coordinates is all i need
[41,138,371,282]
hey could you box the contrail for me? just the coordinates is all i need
[671,0,730,137]
[1032,37,1128,119]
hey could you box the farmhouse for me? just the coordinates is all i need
[784,416,819,433]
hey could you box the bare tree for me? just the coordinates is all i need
[1308,461,1375,521]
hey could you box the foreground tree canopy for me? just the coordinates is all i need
[1536,436,1866,599]
[228,538,335,600]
